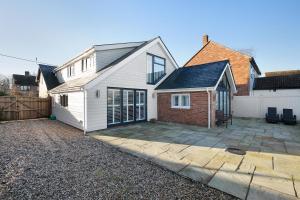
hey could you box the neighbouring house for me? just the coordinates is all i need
[184,35,261,96]
[232,71,300,119]
[253,73,300,96]
[156,60,236,128]
[11,71,38,97]
[36,65,60,98]
[40,37,179,131]
[265,69,300,77]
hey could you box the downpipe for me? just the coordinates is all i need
[206,88,211,129]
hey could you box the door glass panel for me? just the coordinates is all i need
[107,89,121,125]
[136,90,146,121]
[123,90,134,122]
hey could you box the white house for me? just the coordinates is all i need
[38,37,179,132]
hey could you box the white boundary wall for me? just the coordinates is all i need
[232,95,300,119]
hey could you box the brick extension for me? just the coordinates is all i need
[157,91,216,127]
[185,35,261,96]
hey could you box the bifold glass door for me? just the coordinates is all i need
[107,88,147,126]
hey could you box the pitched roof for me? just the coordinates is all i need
[38,64,60,90]
[184,40,261,75]
[50,37,178,93]
[12,73,37,86]
[56,40,150,72]
[253,74,300,90]
[156,60,229,90]
[98,37,158,71]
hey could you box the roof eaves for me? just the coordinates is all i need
[250,57,261,75]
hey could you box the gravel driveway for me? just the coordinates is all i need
[0,119,235,200]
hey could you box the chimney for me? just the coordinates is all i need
[202,34,209,46]
[25,71,30,76]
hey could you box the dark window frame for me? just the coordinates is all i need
[216,73,231,116]
[60,94,68,107]
[107,87,147,127]
[147,53,166,85]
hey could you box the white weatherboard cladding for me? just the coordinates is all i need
[56,53,96,83]
[85,42,177,131]
[51,91,84,130]
[38,73,48,98]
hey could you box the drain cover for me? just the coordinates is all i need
[226,147,246,155]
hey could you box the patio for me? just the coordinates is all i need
[90,118,300,200]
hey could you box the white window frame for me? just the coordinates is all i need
[67,65,75,77]
[171,93,190,109]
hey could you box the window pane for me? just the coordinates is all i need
[153,64,164,82]
[173,95,179,106]
[154,56,165,65]
[140,91,145,104]
[128,106,134,121]
[181,95,190,107]
[107,107,113,124]
[140,105,145,120]
[128,91,134,104]
[107,90,113,105]
[114,106,121,123]
[147,55,153,83]
[114,90,121,105]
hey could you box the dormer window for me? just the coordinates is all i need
[67,65,75,77]
[82,58,88,72]
[147,53,166,84]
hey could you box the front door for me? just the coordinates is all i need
[107,88,147,126]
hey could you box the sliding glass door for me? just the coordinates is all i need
[107,88,147,126]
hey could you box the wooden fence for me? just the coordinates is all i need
[0,96,51,121]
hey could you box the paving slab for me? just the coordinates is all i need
[243,152,273,170]
[91,119,300,200]
[151,151,190,172]
[179,163,215,184]
[273,154,300,178]
[208,163,254,199]
[247,183,298,200]
[252,167,295,197]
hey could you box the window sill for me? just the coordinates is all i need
[171,106,190,110]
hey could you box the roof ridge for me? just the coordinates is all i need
[186,60,229,68]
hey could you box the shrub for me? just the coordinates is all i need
[0,91,7,96]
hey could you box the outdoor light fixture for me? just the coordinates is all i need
[96,90,100,98]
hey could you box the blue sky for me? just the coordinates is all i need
[0,0,299,76]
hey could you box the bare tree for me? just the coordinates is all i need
[237,48,255,57]
[0,74,10,96]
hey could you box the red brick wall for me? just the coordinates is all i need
[185,42,251,96]
[157,91,215,127]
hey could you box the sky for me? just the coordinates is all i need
[0,0,299,77]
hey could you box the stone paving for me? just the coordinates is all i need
[90,118,300,200]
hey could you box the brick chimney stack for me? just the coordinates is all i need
[25,71,30,76]
[202,34,209,46]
